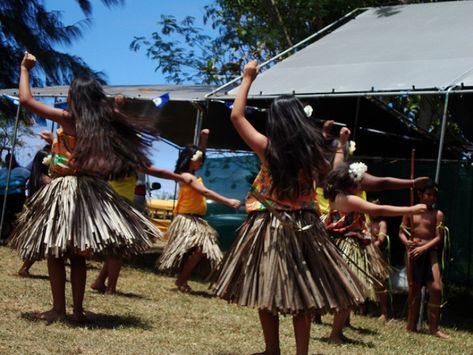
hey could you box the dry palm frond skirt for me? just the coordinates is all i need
[9,175,161,261]
[332,236,393,301]
[157,214,223,274]
[213,210,367,316]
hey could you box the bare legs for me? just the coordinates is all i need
[175,248,204,292]
[375,284,389,322]
[406,252,448,338]
[18,260,35,277]
[329,309,351,344]
[427,253,448,339]
[258,310,280,355]
[91,256,123,295]
[36,254,87,323]
[37,256,67,322]
[293,313,311,355]
[70,254,87,321]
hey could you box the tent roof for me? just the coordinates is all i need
[0,84,213,101]
[215,1,473,99]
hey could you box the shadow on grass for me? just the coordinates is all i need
[318,336,375,348]
[14,273,49,281]
[346,324,379,336]
[21,311,152,330]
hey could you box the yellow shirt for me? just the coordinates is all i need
[175,177,207,216]
[108,175,137,202]
[317,187,370,223]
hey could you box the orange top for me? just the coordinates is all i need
[174,177,207,216]
[246,165,317,212]
[324,210,368,235]
[49,128,77,177]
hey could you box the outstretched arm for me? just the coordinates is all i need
[231,60,267,161]
[143,166,183,182]
[181,172,240,208]
[360,173,429,192]
[333,194,426,217]
[19,53,74,132]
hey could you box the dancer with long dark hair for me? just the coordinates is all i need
[214,60,368,354]
[9,52,161,323]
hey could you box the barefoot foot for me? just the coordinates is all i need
[70,310,87,323]
[33,309,66,324]
[18,269,31,278]
[175,281,192,293]
[104,287,116,295]
[432,330,449,339]
[328,333,350,344]
[90,281,106,293]
[378,314,388,323]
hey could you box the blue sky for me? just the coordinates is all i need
[19,0,213,195]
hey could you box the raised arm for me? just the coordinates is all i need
[332,127,351,169]
[333,194,426,217]
[19,53,73,132]
[230,60,267,161]
[198,129,209,153]
[181,173,240,209]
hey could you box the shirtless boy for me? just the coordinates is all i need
[399,179,448,338]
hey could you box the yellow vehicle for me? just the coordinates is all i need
[147,199,176,235]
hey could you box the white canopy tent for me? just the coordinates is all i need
[208,1,473,181]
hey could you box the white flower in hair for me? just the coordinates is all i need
[303,105,313,117]
[348,162,367,182]
[348,140,356,156]
[42,154,52,166]
[191,150,203,162]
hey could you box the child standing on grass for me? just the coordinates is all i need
[158,129,240,293]
[214,60,368,355]
[399,179,448,339]
[90,95,183,296]
[9,52,161,323]
[324,162,426,324]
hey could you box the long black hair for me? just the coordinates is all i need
[323,162,358,201]
[265,95,329,199]
[68,77,159,179]
[174,145,206,174]
[27,145,51,195]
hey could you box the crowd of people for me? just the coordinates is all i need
[1,53,450,354]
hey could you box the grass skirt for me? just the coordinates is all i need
[213,211,367,315]
[157,214,222,274]
[9,175,161,260]
[333,236,392,301]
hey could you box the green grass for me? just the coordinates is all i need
[0,245,472,355]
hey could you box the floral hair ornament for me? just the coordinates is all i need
[303,105,313,117]
[190,150,203,162]
[348,162,367,182]
[42,155,52,166]
[348,140,356,156]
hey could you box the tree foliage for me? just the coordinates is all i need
[131,0,437,84]
[0,0,124,89]
[0,0,123,151]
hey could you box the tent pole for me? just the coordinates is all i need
[352,97,361,141]
[434,88,453,183]
[192,103,203,145]
[0,103,21,239]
